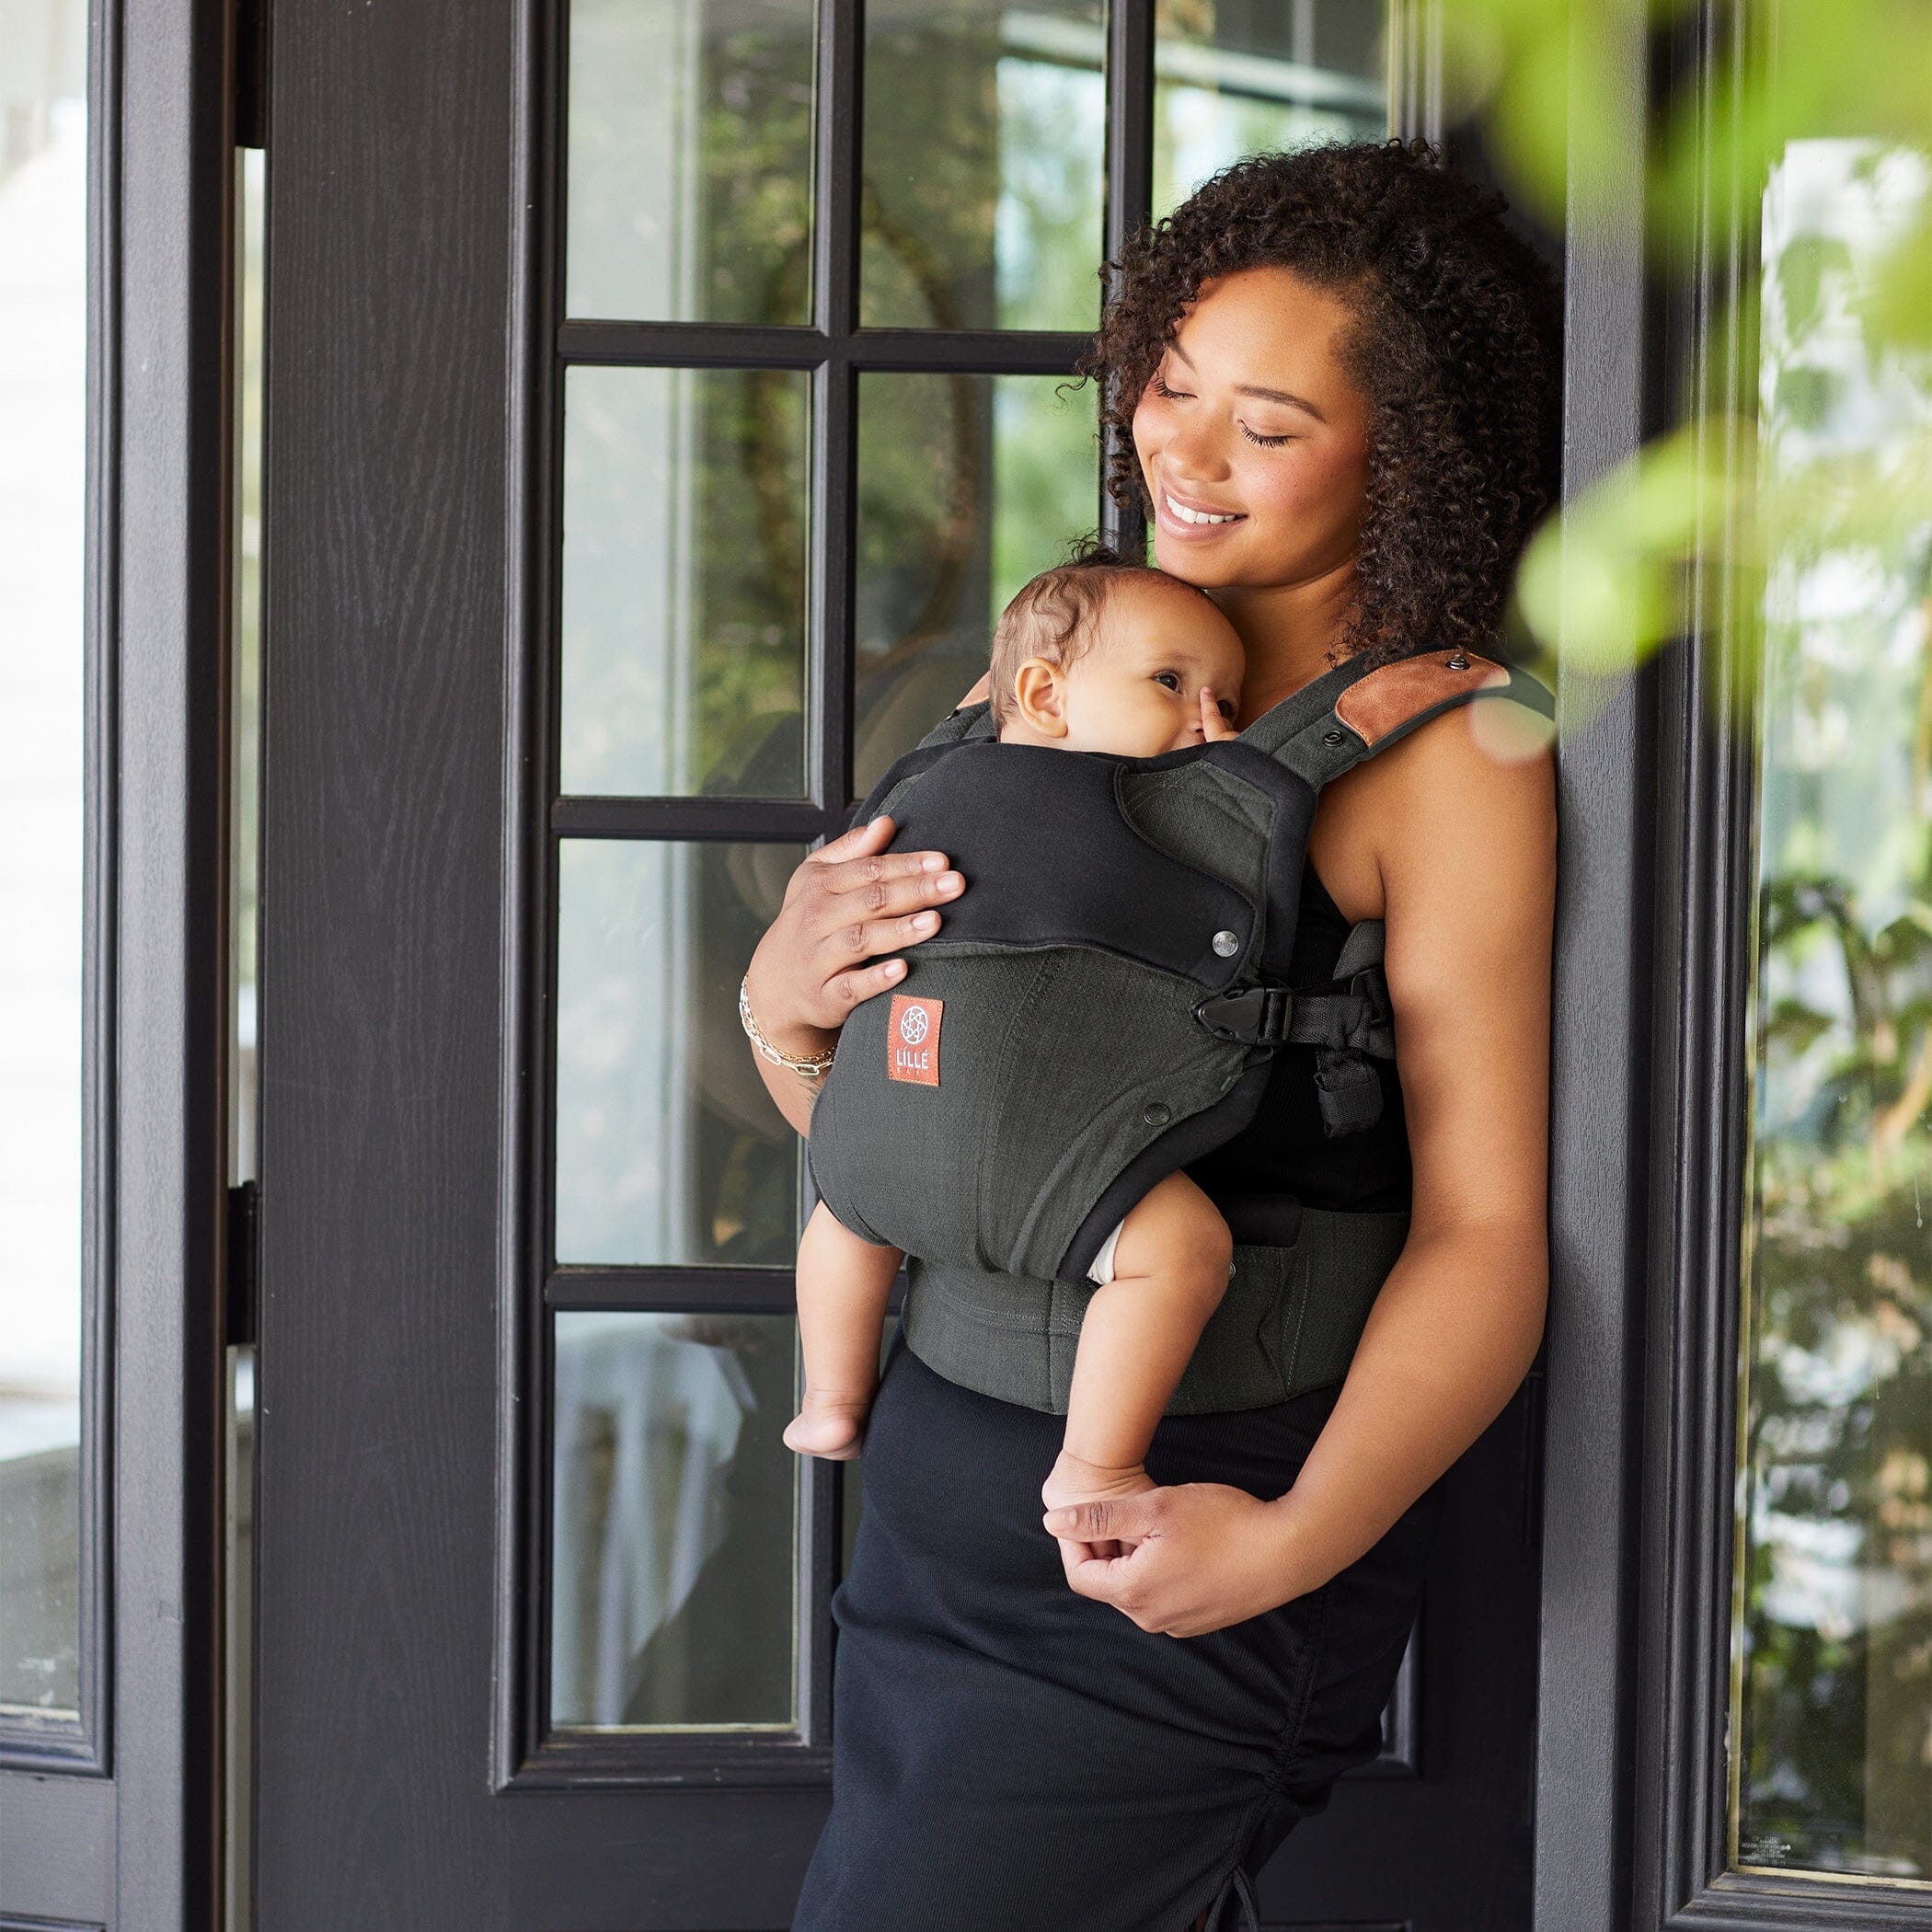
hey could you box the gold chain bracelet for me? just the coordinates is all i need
[738,976,837,1080]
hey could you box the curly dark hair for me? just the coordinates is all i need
[1075,138,1561,669]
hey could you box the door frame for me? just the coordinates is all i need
[0,0,236,1926]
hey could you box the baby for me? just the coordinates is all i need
[781,551,1251,1522]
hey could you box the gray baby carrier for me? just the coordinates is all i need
[806,643,1554,1415]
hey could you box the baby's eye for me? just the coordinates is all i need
[1153,671,1182,692]
[1217,698,1236,721]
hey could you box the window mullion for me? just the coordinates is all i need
[812,0,863,811]
[1102,0,1154,554]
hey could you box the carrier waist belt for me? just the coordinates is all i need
[902,1202,1411,1417]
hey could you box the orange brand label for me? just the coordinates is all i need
[886,995,942,1087]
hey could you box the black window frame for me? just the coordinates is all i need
[498,0,1440,1790]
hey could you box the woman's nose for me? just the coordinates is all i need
[1162,413,1231,483]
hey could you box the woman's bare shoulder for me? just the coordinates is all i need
[1307,696,1556,926]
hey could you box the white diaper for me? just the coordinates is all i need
[1084,1217,1127,1286]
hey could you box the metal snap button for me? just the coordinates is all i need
[1322,728,1345,746]
[1446,651,1469,670]
[1143,1101,1173,1127]
[1212,929,1240,957]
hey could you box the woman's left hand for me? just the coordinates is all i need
[1041,1485,1316,1637]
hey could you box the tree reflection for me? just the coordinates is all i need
[1737,140,1932,1875]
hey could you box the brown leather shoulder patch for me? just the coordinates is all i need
[1332,650,1512,747]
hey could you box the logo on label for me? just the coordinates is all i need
[887,995,942,1087]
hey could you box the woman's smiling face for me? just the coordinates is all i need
[1132,265,1374,593]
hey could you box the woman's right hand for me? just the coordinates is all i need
[742,811,964,1055]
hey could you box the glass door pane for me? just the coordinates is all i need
[854,371,1098,792]
[559,365,811,800]
[1154,0,1388,217]
[1734,136,1932,1879]
[0,0,88,1724]
[554,839,804,1268]
[549,1310,799,1731]
[860,0,1107,330]
[566,0,819,325]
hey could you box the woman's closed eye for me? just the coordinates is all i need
[1239,422,1294,448]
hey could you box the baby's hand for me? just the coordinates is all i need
[1199,686,1239,742]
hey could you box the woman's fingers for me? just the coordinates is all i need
[811,812,899,861]
[814,838,962,914]
[822,900,950,967]
[1042,1491,1165,1547]
[822,955,911,1015]
[802,828,963,970]
[750,814,968,1039]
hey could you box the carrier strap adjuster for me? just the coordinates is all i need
[1192,983,1294,1046]
[1193,976,1395,1054]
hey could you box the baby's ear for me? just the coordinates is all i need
[1011,659,1069,736]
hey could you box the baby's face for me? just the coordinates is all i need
[1054,578,1246,757]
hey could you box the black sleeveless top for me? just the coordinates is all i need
[1189,860,1413,1214]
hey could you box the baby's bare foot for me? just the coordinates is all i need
[783,1391,870,1460]
[1040,1448,1156,1517]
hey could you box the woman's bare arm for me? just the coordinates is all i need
[1042,707,1554,1632]
[1261,709,1554,1587]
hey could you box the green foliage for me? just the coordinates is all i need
[1443,0,1932,712]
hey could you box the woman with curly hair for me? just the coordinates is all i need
[742,139,1560,1930]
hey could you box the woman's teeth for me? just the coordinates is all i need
[1165,492,1241,525]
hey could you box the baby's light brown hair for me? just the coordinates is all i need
[987,539,1216,729]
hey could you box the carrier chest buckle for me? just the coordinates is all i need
[1193,983,1293,1046]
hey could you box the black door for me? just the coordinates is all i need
[252,1,1541,1925]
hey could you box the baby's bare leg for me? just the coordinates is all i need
[784,1200,903,1460]
[1042,1170,1233,1514]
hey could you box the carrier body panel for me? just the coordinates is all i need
[803,644,1554,1413]
[805,736,1315,1283]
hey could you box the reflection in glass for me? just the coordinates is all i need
[1153,0,1387,219]
[560,366,810,799]
[0,0,86,1718]
[555,839,803,1266]
[566,0,816,324]
[550,1311,797,1730]
[854,373,1098,794]
[861,0,1105,332]
[1734,141,1932,1878]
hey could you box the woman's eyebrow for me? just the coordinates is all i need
[1167,342,1327,422]
[1235,384,1326,421]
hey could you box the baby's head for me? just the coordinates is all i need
[988,544,1245,757]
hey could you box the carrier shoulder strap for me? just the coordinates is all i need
[914,698,996,750]
[1240,644,1555,786]
[914,644,1553,773]
[1210,646,1552,1106]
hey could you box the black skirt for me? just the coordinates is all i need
[791,1335,1447,1932]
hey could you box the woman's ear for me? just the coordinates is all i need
[1010,659,1070,737]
